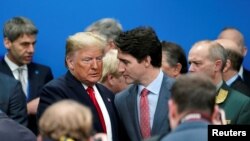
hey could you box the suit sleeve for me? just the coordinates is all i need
[37,83,65,120]
[9,81,28,126]
[237,98,250,124]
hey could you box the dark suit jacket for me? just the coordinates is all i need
[217,82,250,124]
[115,74,175,141]
[37,71,120,141]
[160,121,209,141]
[231,76,250,97]
[0,111,36,141]
[0,59,53,134]
[0,72,28,126]
[243,67,250,89]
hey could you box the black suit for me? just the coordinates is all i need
[0,110,36,141]
[37,71,120,141]
[0,72,27,126]
[0,59,53,135]
[243,67,250,89]
[231,76,250,97]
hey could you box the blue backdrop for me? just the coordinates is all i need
[1,0,250,78]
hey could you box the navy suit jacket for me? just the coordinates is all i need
[115,74,175,141]
[160,121,209,141]
[0,59,54,101]
[0,59,53,134]
[243,67,250,89]
[231,76,250,97]
[0,72,28,126]
[37,71,120,141]
[0,110,36,141]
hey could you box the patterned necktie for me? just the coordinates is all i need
[86,86,107,133]
[17,67,27,96]
[140,88,151,139]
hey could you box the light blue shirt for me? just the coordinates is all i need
[226,74,239,86]
[137,71,164,128]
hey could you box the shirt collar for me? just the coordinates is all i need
[139,70,164,95]
[4,54,27,71]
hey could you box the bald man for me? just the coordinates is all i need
[188,40,250,124]
[218,27,250,88]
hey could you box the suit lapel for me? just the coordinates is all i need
[152,75,171,134]
[0,60,15,77]
[126,85,142,138]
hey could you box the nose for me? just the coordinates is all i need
[188,64,194,72]
[27,44,35,53]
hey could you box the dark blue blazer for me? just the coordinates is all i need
[0,59,54,101]
[37,71,120,141]
[0,59,53,134]
[243,67,250,89]
[0,110,36,141]
[0,72,28,126]
[160,121,210,141]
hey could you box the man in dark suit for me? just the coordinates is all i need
[114,27,175,141]
[215,39,250,96]
[218,27,250,88]
[0,72,27,126]
[0,110,36,141]
[37,32,120,141]
[1,16,53,134]
[188,40,250,124]
[160,73,219,141]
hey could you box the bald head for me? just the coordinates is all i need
[218,28,246,56]
[215,39,242,55]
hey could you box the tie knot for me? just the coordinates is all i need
[87,86,94,94]
[141,88,149,97]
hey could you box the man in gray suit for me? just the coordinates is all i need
[114,27,175,141]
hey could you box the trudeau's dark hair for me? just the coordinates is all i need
[115,26,162,67]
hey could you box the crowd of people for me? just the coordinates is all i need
[0,16,250,141]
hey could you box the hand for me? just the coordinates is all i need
[27,97,40,115]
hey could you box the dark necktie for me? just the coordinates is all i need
[86,86,107,133]
[140,88,151,139]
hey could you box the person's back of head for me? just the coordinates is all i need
[3,16,38,42]
[85,18,122,42]
[39,100,93,141]
[168,73,217,129]
[218,27,247,57]
[115,26,162,68]
[161,41,188,77]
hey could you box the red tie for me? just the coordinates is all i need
[87,86,106,133]
[140,88,151,139]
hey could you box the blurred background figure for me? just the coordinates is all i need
[85,18,123,53]
[161,73,219,141]
[0,72,27,126]
[99,49,128,94]
[38,100,107,141]
[218,27,250,88]
[161,41,188,78]
[0,109,36,141]
[0,16,54,134]
[215,39,250,97]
